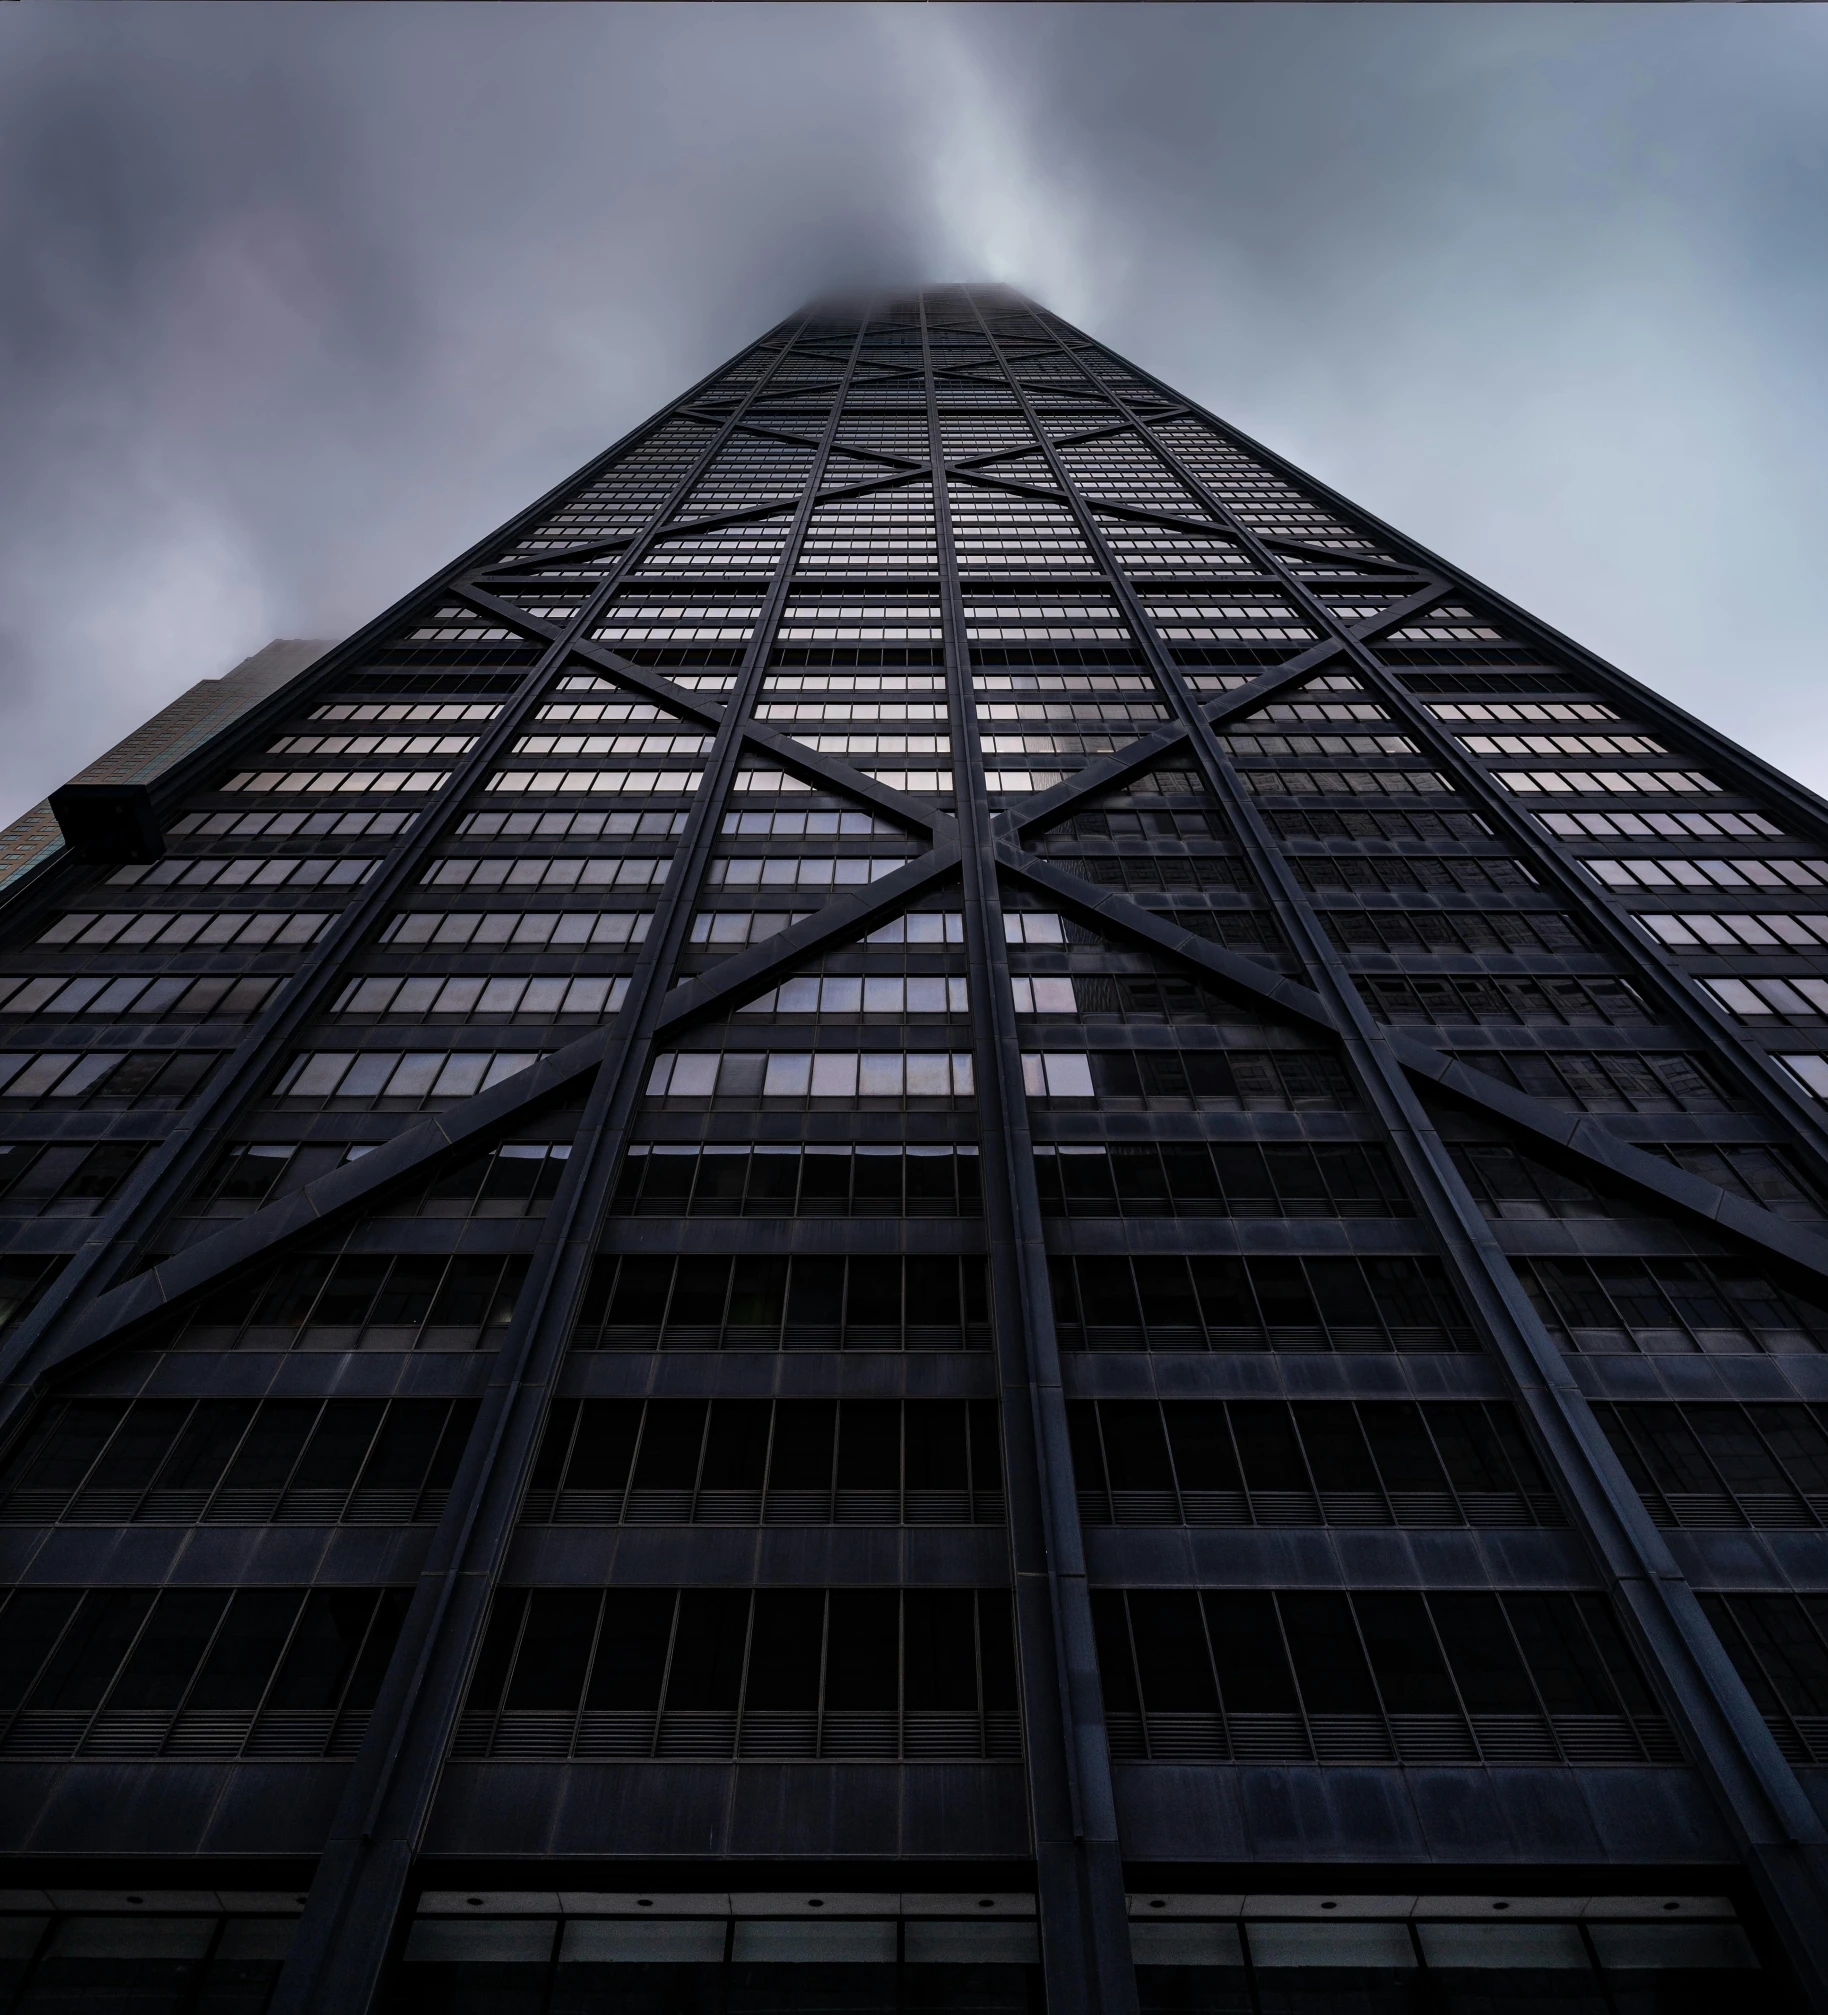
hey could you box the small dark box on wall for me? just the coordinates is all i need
[49,781,166,862]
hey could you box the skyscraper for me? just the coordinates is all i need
[0,282,1822,2012]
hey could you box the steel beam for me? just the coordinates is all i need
[923,299,1139,2015]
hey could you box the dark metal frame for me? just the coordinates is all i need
[3,288,1828,2010]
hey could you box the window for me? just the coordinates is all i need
[513,731,712,759]
[344,672,519,697]
[456,1587,1018,1760]
[1360,972,1651,1029]
[720,808,899,837]
[0,974,279,1019]
[490,765,703,796]
[572,1253,991,1352]
[1065,854,1251,893]
[39,911,330,950]
[222,768,449,795]
[0,1911,299,2011]
[1265,807,1490,844]
[0,1050,218,1107]
[1511,1256,1828,1355]
[1452,1137,1824,1221]
[613,1145,981,1218]
[1536,807,1780,841]
[333,975,628,1018]
[646,1052,974,1101]
[688,912,813,947]
[865,914,965,944]
[0,1257,63,1332]
[1068,1398,1555,1527]
[707,857,909,888]
[1428,701,1620,726]
[269,732,479,759]
[1066,969,1281,1019]
[380,910,651,949]
[1460,733,1665,759]
[273,1050,544,1105]
[0,1397,477,1527]
[1071,1048,1357,1109]
[1092,1587,1671,1764]
[1700,1593,1828,1765]
[1322,908,1588,956]
[1244,701,1394,725]
[1007,977,1076,1013]
[535,701,682,724]
[312,702,499,724]
[1496,769,1718,797]
[1454,1048,1734,1114]
[1595,1401,1828,1530]
[976,700,1167,725]
[1221,732,1419,760]
[1041,810,1226,843]
[1644,1141,1827,1215]
[384,1142,571,1217]
[422,856,669,889]
[1127,1911,1756,2010]
[393,1904,1047,2014]
[983,733,1156,759]
[1703,976,1828,1023]
[1646,918,1828,959]
[0,1140,146,1215]
[1290,853,1535,895]
[167,1252,527,1351]
[525,1397,1002,1526]
[109,856,377,890]
[730,769,815,795]
[982,769,1067,794]
[188,1142,298,1209]
[1034,1141,1410,1218]
[1784,1055,1828,1100]
[1588,855,1828,891]
[169,807,413,838]
[1049,1253,1473,1352]
[740,977,969,1015]
[764,679,948,699]
[460,808,688,839]
[1240,768,1453,798]
[801,734,953,757]
[0,1585,408,1757]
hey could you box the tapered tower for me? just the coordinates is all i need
[0,287,1820,2012]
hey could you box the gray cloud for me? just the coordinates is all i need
[0,2,1823,817]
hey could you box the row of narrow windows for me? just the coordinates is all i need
[1092,1587,1672,1765]
[380,1905,1756,2015]
[459,1586,1020,1759]
[12,1392,1828,1536]
[21,1242,1818,1365]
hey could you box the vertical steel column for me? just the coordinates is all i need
[923,296,1138,2015]
[0,318,812,1430]
[986,297,1828,2011]
[267,315,872,2015]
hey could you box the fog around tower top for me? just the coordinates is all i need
[0,3,1823,819]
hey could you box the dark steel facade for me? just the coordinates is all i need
[0,285,1823,2010]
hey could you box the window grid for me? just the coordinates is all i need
[1092,1586,1675,1766]
[1069,1398,1558,1529]
[456,1587,1020,1761]
[523,1397,1004,1527]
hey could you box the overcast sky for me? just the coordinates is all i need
[0,3,1824,821]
